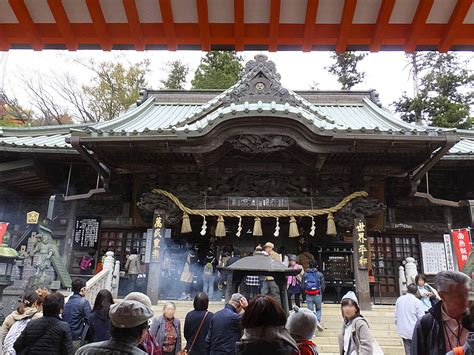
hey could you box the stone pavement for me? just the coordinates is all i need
[154,301,404,355]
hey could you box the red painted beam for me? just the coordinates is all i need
[336,0,357,53]
[405,0,434,52]
[269,0,281,52]
[47,0,78,51]
[0,28,10,51]
[122,0,145,51]
[8,0,43,50]
[196,0,210,51]
[303,0,318,52]
[158,0,177,50]
[370,0,396,52]
[234,0,244,51]
[439,0,473,52]
[85,0,113,50]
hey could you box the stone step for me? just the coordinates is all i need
[318,344,403,355]
[152,300,405,354]
[315,336,402,346]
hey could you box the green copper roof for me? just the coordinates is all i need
[0,54,473,158]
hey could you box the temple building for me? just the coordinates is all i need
[1,55,473,301]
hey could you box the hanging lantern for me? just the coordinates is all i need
[253,217,263,237]
[309,216,316,237]
[326,213,337,236]
[289,216,299,238]
[200,216,207,236]
[273,217,280,237]
[215,216,226,237]
[181,212,192,234]
[236,216,242,237]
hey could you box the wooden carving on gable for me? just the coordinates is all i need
[224,54,298,105]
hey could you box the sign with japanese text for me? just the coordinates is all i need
[354,218,368,270]
[421,242,447,274]
[443,234,456,271]
[228,197,289,210]
[451,228,472,271]
[0,222,8,243]
[73,217,101,250]
[150,215,164,262]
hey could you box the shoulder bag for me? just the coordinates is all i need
[179,312,209,355]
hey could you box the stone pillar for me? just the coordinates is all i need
[147,210,165,305]
[353,217,371,311]
[104,251,115,291]
[112,260,120,298]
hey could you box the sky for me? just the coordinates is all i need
[1,50,473,117]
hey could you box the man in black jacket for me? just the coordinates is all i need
[14,292,73,355]
[205,293,247,355]
[411,270,470,355]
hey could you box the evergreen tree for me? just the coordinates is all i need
[161,60,189,89]
[394,52,473,129]
[326,52,367,90]
[191,51,243,90]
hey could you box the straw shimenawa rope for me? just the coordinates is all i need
[151,188,368,218]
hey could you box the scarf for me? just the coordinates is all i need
[241,326,299,352]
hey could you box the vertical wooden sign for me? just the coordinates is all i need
[147,211,165,304]
[353,217,372,310]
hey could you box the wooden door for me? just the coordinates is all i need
[369,234,420,297]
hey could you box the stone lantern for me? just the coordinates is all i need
[0,232,19,298]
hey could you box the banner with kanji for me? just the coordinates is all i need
[0,222,8,244]
[451,228,472,271]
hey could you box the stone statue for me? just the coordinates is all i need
[28,233,55,289]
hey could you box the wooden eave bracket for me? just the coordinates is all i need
[69,135,111,189]
[409,134,463,207]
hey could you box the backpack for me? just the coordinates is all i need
[80,255,93,271]
[2,317,33,355]
[303,271,321,293]
[204,262,214,276]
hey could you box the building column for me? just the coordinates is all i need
[147,209,166,305]
[353,217,371,311]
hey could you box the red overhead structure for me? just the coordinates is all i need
[0,0,473,52]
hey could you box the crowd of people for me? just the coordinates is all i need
[1,247,473,355]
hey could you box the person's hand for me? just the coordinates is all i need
[240,297,248,310]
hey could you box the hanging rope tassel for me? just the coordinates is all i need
[200,216,207,236]
[273,217,280,237]
[215,216,226,237]
[236,216,242,237]
[309,216,316,237]
[289,216,299,238]
[181,212,192,234]
[253,217,263,237]
[326,213,337,236]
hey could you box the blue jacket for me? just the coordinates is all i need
[150,315,182,353]
[205,304,242,355]
[62,294,92,341]
[87,310,111,342]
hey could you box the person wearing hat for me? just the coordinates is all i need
[287,306,318,355]
[287,254,304,308]
[124,292,161,355]
[337,291,374,355]
[262,242,283,303]
[76,300,154,355]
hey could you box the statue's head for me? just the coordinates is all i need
[3,231,11,245]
